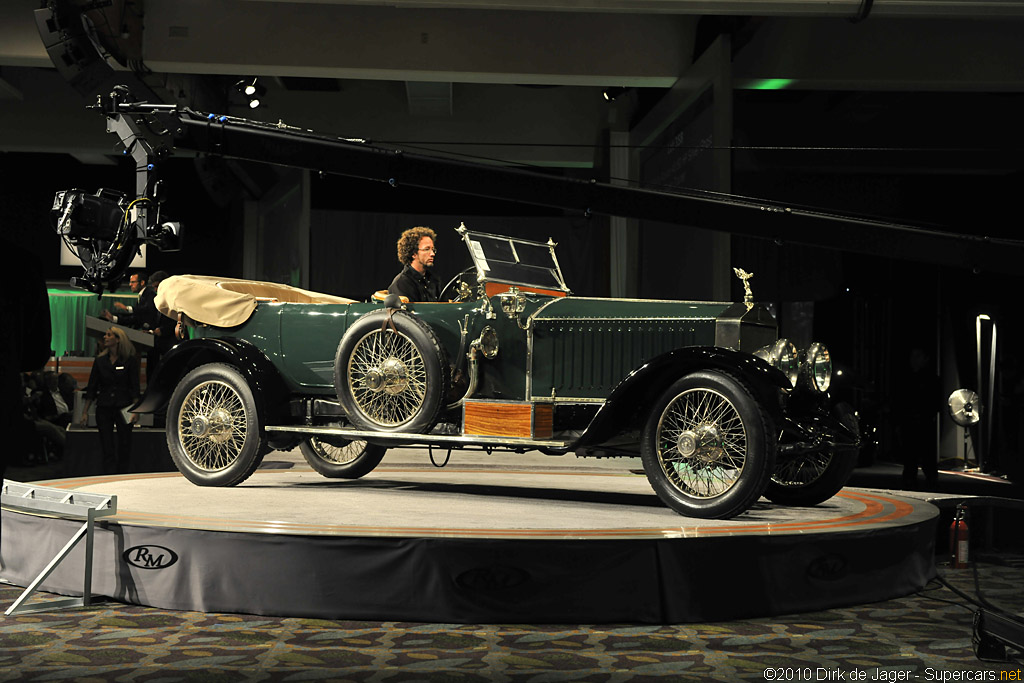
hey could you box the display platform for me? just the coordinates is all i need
[0,456,938,624]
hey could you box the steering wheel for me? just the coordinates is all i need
[440,267,479,302]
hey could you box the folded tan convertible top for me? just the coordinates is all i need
[156,275,356,328]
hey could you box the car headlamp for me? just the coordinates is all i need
[755,338,799,388]
[801,342,832,392]
[473,325,499,359]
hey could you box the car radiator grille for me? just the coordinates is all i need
[530,322,708,399]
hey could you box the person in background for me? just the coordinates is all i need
[896,347,941,490]
[388,227,440,302]
[57,372,77,410]
[81,327,140,474]
[102,271,156,330]
[34,370,72,429]
[146,271,175,379]
[25,370,68,458]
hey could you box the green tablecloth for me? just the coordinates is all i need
[47,288,136,357]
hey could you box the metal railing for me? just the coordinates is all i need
[1,480,117,615]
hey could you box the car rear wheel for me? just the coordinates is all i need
[640,370,775,519]
[167,363,266,487]
[764,403,859,506]
[335,310,449,433]
[299,436,387,479]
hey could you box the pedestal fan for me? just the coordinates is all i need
[948,389,982,470]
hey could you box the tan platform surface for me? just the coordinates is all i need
[32,448,936,540]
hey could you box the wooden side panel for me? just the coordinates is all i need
[484,282,566,298]
[464,400,561,438]
[533,403,553,439]
[464,401,533,437]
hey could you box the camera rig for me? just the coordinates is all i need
[53,86,1023,292]
[52,87,185,293]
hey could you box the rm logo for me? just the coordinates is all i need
[123,545,179,570]
[806,553,848,581]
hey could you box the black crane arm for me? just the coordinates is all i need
[52,89,1020,292]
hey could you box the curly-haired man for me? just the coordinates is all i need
[388,226,439,302]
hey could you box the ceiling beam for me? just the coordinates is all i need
[234,0,1024,18]
[143,0,695,86]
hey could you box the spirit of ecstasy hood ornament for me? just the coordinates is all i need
[733,268,754,305]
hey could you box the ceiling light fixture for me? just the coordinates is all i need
[234,78,266,109]
[602,86,627,102]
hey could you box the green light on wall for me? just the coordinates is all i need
[750,78,795,90]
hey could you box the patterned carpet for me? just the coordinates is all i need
[1,557,1022,682]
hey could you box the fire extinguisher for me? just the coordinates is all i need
[949,503,969,569]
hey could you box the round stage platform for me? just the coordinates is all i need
[1,454,938,623]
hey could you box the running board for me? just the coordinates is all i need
[264,424,573,450]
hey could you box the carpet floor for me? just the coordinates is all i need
[1,555,1022,682]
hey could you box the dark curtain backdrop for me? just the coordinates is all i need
[309,211,608,301]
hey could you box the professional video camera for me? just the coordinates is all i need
[51,184,181,294]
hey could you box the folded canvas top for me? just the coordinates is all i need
[156,275,355,328]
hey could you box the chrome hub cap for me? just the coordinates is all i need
[677,431,697,457]
[364,369,384,392]
[189,415,210,438]
[656,387,747,498]
[362,358,410,395]
[380,357,409,395]
[177,380,247,471]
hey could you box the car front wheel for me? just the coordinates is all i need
[640,370,775,519]
[299,436,387,479]
[167,363,266,487]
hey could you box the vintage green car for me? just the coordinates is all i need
[142,225,858,519]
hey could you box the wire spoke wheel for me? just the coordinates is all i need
[300,436,387,479]
[336,310,448,434]
[641,370,774,519]
[178,380,248,471]
[656,387,747,498]
[771,452,832,487]
[167,363,265,487]
[348,329,427,427]
[310,437,367,465]
[765,403,859,507]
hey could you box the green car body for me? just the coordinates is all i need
[143,228,858,519]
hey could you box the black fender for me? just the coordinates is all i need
[132,337,291,425]
[573,346,791,453]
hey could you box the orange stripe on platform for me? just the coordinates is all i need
[18,470,926,540]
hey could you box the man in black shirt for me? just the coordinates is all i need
[388,226,440,302]
[103,271,157,330]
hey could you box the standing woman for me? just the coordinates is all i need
[81,327,140,473]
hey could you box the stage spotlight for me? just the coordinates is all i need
[234,78,266,108]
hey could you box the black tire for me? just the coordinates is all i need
[640,370,776,519]
[334,310,449,433]
[764,403,859,506]
[166,363,266,487]
[299,436,387,479]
